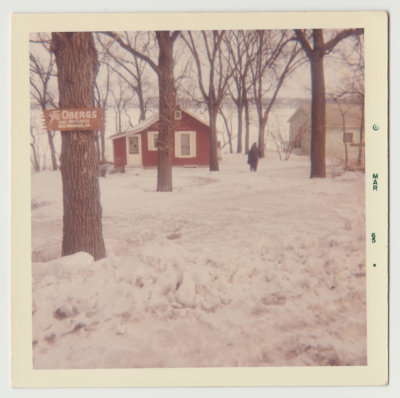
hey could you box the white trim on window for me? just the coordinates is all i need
[148,131,159,151]
[175,131,196,158]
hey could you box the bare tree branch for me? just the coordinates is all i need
[324,28,364,55]
[101,31,160,75]
[294,29,313,58]
[182,31,209,101]
[171,30,181,42]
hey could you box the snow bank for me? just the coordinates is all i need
[31,153,366,368]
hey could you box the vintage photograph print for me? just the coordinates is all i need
[30,27,367,368]
[12,11,388,387]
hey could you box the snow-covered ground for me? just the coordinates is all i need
[31,152,366,369]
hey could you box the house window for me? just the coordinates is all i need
[175,131,196,158]
[181,133,190,156]
[128,136,139,154]
[174,110,182,120]
[148,131,159,151]
[343,132,354,143]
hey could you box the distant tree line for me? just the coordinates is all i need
[30,29,363,180]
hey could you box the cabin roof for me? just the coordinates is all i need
[109,108,210,140]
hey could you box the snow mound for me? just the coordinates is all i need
[31,154,366,368]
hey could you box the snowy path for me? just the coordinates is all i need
[31,154,366,368]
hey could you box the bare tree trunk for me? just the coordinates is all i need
[156,31,175,192]
[219,108,234,154]
[244,95,250,154]
[114,106,123,133]
[309,32,326,178]
[258,118,267,158]
[52,32,106,261]
[30,127,40,172]
[209,106,219,171]
[44,130,57,170]
[182,30,229,172]
[100,127,106,163]
[295,28,362,178]
[137,83,147,122]
[30,45,58,171]
[236,104,243,153]
[95,131,101,161]
[31,145,40,171]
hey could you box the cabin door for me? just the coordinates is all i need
[126,135,142,167]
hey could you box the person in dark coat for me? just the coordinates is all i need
[247,142,259,171]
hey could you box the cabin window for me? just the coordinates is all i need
[175,131,196,158]
[148,131,159,151]
[128,136,139,154]
[174,110,182,120]
[181,133,190,156]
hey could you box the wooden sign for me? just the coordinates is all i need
[43,108,104,131]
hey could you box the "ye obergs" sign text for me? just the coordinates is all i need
[43,108,104,131]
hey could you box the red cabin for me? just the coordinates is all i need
[110,108,211,169]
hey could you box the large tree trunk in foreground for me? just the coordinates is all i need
[52,32,106,260]
[156,31,175,192]
[309,41,326,178]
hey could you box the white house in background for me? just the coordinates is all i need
[288,103,363,165]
